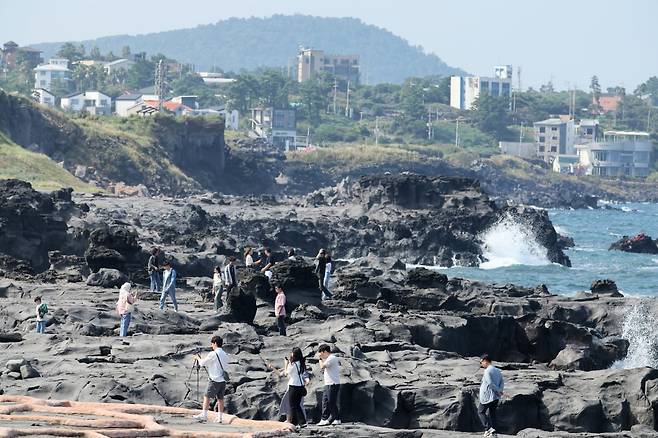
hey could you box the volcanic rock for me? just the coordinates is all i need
[609,234,658,254]
[86,268,128,288]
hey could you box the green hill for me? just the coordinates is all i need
[32,15,465,84]
[0,132,98,192]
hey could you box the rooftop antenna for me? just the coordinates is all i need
[517,66,522,92]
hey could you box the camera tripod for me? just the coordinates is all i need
[180,356,208,408]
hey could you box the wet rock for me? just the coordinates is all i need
[590,279,623,297]
[406,267,448,289]
[609,234,658,254]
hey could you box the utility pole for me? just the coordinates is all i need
[155,59,165,111]
[455,117,460,149]
[375,117,380,146]
[427,108,434,140]
[345,80,350,118]
[333,78,337,115]
[519,122,524,143]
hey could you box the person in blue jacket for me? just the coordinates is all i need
[478,354,504,437]
[159,261,179,312]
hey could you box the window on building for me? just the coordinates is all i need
[84,99,95,107]
[551,127,558,131]
[594,151,609,161]
[551,136,558,140]
[491,82,500,96]
[70,99,79,106]
[586,128,593,135]
[502,82,510,95]
[539,127,546,133]
[99,99,108,107]
[635,151,649,162]
[551,146,557,152]
[40,80,46,87]
[539,136,545,142]
[624,167,632,176]
[538,145,545,152]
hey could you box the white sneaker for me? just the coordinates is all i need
[333,420,342,425]
[483,428,496,437]
[213,414,223,424]
[193,412,208,422]
[317,419,330,426]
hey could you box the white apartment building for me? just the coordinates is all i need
[576,131,653,177]
[450,65,513,110]
[60,91,112,115]
[33,58,70,92]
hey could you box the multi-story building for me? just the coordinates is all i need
[250,107,297,149]
[60,91,112,115]
[31,88,55,107]
[295,48,360,84]
[534,116,575,163]
[33,58,70,93]
[576,131,653,177]
[1,41,42,70]
[576,119,600,142]
[450,65,513,110]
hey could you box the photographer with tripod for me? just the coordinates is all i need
[192,335,230,424]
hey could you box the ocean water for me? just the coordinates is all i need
[434,202,658,296]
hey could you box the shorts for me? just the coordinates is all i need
[205,380,227,400]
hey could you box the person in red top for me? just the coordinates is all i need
[274,284,287,336]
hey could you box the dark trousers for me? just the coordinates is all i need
[277,315,287,336]
[478,399,499,430]
[288,385,306,426]
[318,274,331,298]
[321,384,340,421]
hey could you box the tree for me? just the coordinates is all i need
[299,74,332,125]
[471,94,513,140]
[56,42,85,62]
[616,95,651,131]
[89,46,102,61]
[225,73,260,113]
[399,79,425,122]
[121,46,132,59]
[539,81,555,93]
[635,76,658,106]
[259,69,290,108]
[589,75,602,114]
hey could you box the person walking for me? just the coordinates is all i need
[116,282,136,337]
[317,344,341,426]
[147,248,161,292]
[193,335,230,424]
[478,354,504,438]
[323,251,333,299]
[283,347,307,427]
[34,296,48,334]
[223,256,238,297]
[315,249,330,300]
[244,247,255,268]
[160,261,179,312]
[213,266,224,311]
[274,285,287,336]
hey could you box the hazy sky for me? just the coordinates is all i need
[1,0,655,90]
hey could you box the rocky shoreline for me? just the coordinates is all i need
[0,175,657,437]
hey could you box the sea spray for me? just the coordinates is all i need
[479,213,551,269]
[612,301,658,369]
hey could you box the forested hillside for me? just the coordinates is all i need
[32,15,464,84]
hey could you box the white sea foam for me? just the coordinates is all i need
[553,225,570,236]
[478,214,551,269]
[611,301,658,369]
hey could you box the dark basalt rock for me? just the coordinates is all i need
[609,234,658,254]
[590,279,623,297]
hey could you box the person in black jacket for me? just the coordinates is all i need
[315,249,331,300]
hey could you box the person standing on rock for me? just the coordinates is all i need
[317,344,341,426]
[193,335,230,424]
[223,256,238,299]
[244,247,255,268]
[259,247,275,279]
[315,249,330,300]
[160,261,179,312]
[34,296,48,334]
[274,285,287,336]
[478,354,504,438]
[284,347,308,427]
[212,266,224,312]
[116,282,136,337]
[147,248,161,292]
[323,251,333,299]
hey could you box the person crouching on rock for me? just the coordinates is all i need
[147,248,161,292]
[116,283,136,337]
[159,261,179,312]
[478,354,504,438]
[193,335,230,423]
[274,285,287,336]
[34,296,48,334]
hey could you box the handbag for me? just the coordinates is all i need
[295,363,308,396]
[215,351,230,382]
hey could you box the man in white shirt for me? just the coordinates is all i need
[316,344,341,426]
[193,335,230,423]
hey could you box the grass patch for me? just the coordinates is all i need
[0,132,100,192]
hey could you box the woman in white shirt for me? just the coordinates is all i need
[284,347,307,426]
[212,266,223,311]
[244,247,254,267]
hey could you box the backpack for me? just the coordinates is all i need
[38,303,48,317]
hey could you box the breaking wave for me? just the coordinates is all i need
[479,214,551,269]
[611,302,658,369]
